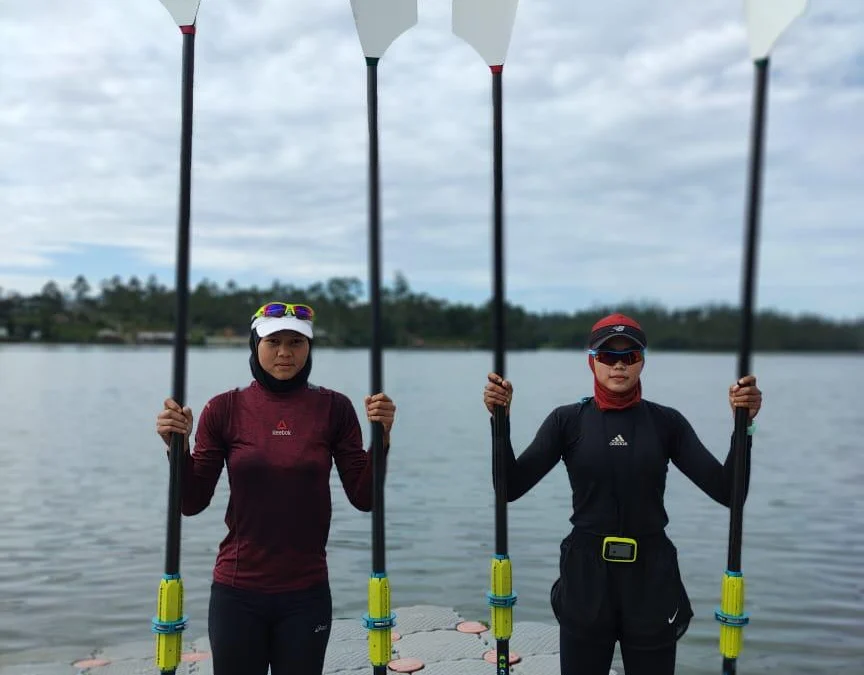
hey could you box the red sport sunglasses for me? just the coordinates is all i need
[588,348,645,366]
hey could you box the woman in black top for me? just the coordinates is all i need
[482,313,762,675]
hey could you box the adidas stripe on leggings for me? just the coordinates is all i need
[208,580,332,675]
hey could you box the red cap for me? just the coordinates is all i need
[588,313,647,349]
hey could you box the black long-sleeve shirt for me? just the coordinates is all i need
[498,398,751,535]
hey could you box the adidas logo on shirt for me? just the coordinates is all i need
[608,434,628,446]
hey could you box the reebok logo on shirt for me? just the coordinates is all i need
[608,434,628,446]
[272,419,293,436]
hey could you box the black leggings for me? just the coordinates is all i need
[559,625,676,675]
[208,581,332,675]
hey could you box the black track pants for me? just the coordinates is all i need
[559,624,677,675]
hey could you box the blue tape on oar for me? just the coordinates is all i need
[151,616,189,634]
[714,609,750,627]
[362,612,397,630]
[486,591,518,608]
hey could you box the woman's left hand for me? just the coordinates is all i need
[729,375,762,420]
[365,393,396,445]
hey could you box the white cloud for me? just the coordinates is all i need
[1,0,862,318]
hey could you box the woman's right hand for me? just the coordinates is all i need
[156,397,194,450]
[484,372,513,415]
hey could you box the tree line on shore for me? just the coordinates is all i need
[0,272,861,351]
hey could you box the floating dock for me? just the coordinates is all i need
[0,605,622,674]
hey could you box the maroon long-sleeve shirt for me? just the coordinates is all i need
[181,380,382,592]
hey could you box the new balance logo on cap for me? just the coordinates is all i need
[272,419,293,436]
[609,434,628,446]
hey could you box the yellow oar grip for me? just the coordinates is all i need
[364,574,394,666]
[488,555,516,640]
[715,570,748,659]
[153,575,186,672]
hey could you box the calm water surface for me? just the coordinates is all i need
[0,346,861,673]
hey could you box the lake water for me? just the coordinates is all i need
[0,345,861,673]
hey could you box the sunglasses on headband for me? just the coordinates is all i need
[588,348,644,367]
[252,302,315,321]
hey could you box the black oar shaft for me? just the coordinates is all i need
[738,58,769,381]
[492,68,504,377]
[727,58,769,574]
[493,414,507,555]
[366,56,387,675]
[490,66,510,675]
[165,28,196,576]
[720,57,769,675]
[491,67,507,557]
[366,57,386,577]
[496,639,510,675]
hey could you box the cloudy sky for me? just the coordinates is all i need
[2,0,862,319]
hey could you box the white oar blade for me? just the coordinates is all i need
[745,0,807,60]
[349,0,418,58]
[158,0,202,27]
[452,0,519,67]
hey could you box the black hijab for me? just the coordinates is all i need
[248,330,312,393]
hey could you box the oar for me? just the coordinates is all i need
[717,2,807,673]
[452,2,520,673]
[149,1,201,673]
[347,2,417,673]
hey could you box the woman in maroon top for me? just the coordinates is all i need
[155,302,396,675]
